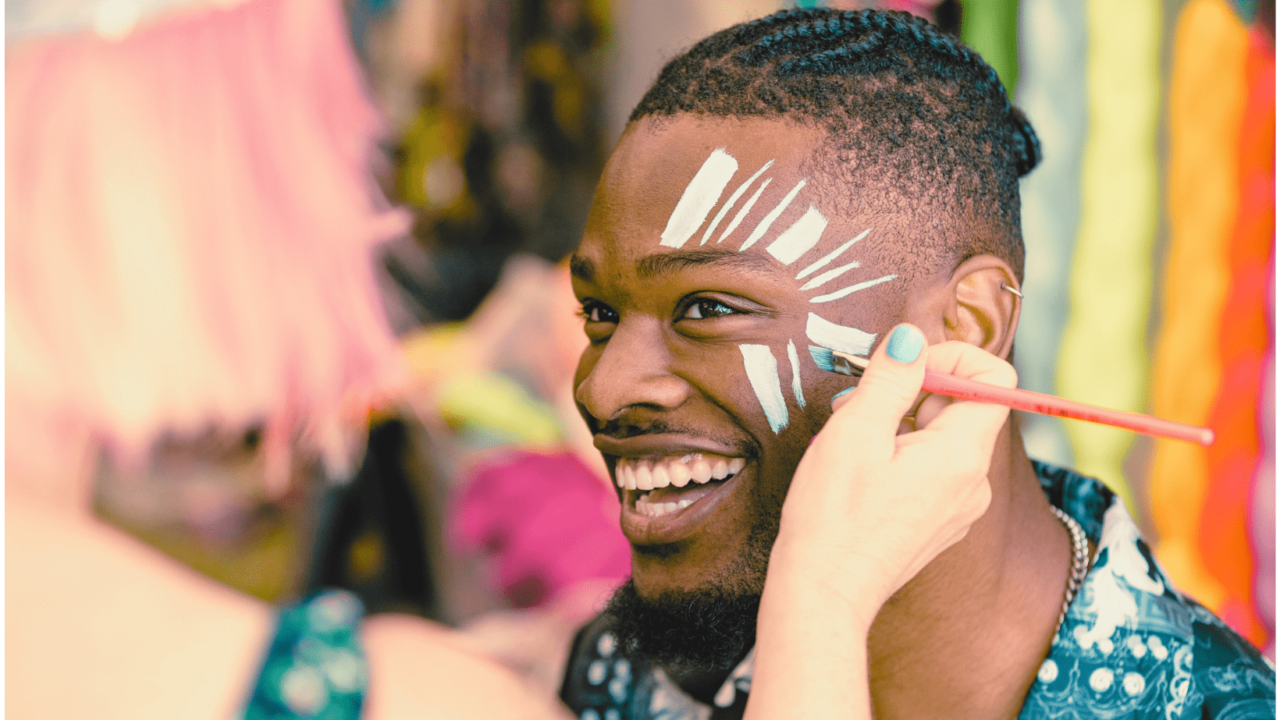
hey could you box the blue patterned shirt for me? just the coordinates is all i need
[560,463,1276,720]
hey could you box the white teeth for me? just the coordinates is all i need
[616,454,746,490]
[636,463,654,491]
[635,495,697,517]
[670,462,692,488]
[691,459,713,483]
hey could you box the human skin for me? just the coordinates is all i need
[571,114,1086,718]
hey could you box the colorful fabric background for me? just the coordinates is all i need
[963,0,1276,652]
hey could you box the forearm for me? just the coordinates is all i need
[743,548,881,720]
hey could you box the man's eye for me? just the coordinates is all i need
[683,299,737,320]
[579,300,618,324]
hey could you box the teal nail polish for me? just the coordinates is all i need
[885,326,924,363]
[832,386,855,401]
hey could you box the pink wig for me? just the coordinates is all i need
[6,0,407,469]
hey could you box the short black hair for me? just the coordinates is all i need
[629,8,1040,282]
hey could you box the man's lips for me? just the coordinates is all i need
[595,433,751,545]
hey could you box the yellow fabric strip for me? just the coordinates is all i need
[1056,0,1163,511]
[1146,0,1249,611]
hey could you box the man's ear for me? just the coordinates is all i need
[939,255,1021,360]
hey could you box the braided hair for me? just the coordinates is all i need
[629,8,1040,282]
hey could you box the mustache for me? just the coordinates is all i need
[592,418,761,458]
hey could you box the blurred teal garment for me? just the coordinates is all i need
[243,590,368,720]
[1013,0,1089,468]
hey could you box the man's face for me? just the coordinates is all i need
[572,115,906,602]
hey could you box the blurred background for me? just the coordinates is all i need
[6,0,1275,701]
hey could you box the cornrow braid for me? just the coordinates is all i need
[629,8,1040,282]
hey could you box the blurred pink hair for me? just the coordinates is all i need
[6,0,407,474]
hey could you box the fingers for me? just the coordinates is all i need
[908,341,1015,452]
[828,324,928,460]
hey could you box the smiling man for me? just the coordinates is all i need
[559,9,1274,720]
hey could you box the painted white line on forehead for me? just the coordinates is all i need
[718,178,772,243]
[740,344,789,434]
[809,274,899,304]
[739,179,807,251]
[799,260,860,291]
[795,228,872,280]
[660,148,739,249]
[806,313,876,357]
[787,340,806,409]
[765,205,828,265]
[701,160,774,246]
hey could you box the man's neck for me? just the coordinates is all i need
[863,422,1070,720]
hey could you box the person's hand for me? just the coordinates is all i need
[770,324,1017,624]
[745,325,1017,720]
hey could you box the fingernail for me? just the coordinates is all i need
[885,325,925,364]
[832,386,855,402]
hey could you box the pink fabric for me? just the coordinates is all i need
[6,0,407,460]
[452,452,631,608]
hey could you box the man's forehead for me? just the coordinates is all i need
[578,117,897,295]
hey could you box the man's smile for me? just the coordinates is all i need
[594,433,755,546]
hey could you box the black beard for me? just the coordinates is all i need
[603,579,761,675]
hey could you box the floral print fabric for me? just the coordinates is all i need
[243,589,368,719]
[560,463,1276,720]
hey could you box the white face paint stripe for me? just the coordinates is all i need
[765,205,828,265]
[700,160,774,246]
[660,149,739,249]
[787,340,805,408]
[739,179,807,252]
[798,260,860,291]
[805,313,877,357]
[718,178,772,243]
[795,228,873,280]
[809,274,899,304]
[740,344,789,434]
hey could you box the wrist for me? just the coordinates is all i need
[763,539,887,632]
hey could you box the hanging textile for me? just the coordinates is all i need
[1011,0,1088,467]
[1198,24,1275,649]
[1147,0,1250,613]
[1056,0,1163,510]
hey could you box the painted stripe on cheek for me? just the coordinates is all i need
[701,160,774,245]
[740,344,789,434]
[809,274,899,304]
[660,148,739,249]
[805,313,877,357]
[795,228,872,280]
[739,179,806,251]
[765,205,828,265]
[787,340,806,408]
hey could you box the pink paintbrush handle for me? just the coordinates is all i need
[922,370,1215,446]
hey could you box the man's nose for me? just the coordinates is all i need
[575,319,691,427]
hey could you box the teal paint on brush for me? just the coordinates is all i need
[886,326,925,363]
[808,345,837,372]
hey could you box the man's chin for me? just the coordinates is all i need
[603,578,760,675]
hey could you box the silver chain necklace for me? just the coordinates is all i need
[1049,505,1090,634]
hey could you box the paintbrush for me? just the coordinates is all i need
[824,350,1214,446]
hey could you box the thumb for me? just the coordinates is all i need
[828,324,928,455]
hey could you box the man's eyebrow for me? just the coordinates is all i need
[636,248,780,279]
[569,254,595,282]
